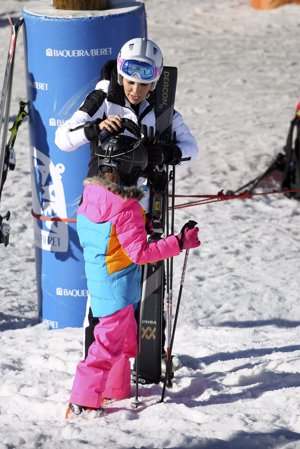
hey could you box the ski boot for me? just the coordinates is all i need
[65,403,104,419]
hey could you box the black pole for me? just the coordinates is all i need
[160,219,197,403]
[165,166,176,387]
[160,247,190,403]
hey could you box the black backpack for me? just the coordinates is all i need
[281,110,300,200]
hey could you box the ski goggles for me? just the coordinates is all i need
[118,58,162,81]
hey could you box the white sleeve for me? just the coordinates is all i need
[55,110,94,152]
[172,111,199,163]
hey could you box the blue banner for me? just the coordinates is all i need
[23,4,147,328]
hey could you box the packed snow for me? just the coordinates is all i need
[1,0,300,448]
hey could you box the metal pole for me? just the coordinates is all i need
[165,166,176,387]
[160,219,197,403]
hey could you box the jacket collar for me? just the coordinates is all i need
[83,176,144,201]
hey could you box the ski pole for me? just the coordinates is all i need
[160,220,197,403]
[131,303,142,408]
[165,166,176,387]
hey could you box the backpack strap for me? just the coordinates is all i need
[138,103,155,125]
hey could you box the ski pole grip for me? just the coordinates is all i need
[181,220,197,233]
[178,220,198,250]
[187,220,197,229]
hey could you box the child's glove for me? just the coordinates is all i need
[176,221,200,251]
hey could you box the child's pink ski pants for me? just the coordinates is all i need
[70,304,137,408]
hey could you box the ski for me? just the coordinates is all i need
[0,16,24,246]
[0,101,28,200]
[137,66,178,384]
[0,16,24,195]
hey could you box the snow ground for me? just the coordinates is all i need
[1,0,300,448]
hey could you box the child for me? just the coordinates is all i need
[66,127,200,417]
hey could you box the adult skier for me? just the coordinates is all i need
[55,37,198,173]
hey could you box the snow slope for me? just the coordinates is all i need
[1,0,300,448]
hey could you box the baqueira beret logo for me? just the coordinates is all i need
[45,47,112,58]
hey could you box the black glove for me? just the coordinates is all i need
[146,143,182,166]
[83,119,101,142]
[85,118,126,143]
[141,125,156,145]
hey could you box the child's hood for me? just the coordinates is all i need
[77,177,144,223]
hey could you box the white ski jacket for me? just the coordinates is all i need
[55,70,198,163]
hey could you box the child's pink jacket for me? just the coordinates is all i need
[77,178,180,318]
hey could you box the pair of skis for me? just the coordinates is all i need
[0,16,24,246]
[135,66,178,393]
[135,66,195,403]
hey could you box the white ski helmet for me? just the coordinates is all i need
[117,37,163,91]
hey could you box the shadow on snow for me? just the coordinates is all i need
[0,312,39,331]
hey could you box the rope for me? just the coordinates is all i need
[31,188,300,222]
[172,188,300,210]
[31,210,77,223]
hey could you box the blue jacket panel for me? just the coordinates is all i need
[77,214,142,318]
